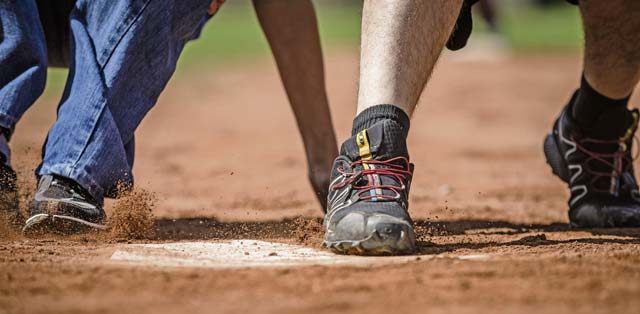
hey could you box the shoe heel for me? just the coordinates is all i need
[543,134,570,183]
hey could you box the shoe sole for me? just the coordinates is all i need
[323,213,417,255]
[23,213,108,236]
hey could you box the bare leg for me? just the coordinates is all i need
[581,0,640,98]
[253,0,338,209]
[322,0,463,255]
[357,0,463,116]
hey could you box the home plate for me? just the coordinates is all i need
[110,240,441,269]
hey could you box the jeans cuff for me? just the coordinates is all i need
[38,163,105,205]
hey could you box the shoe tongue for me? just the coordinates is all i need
[340,119,409,161]
[340,119,410,200]
[577,107,638,193]
[581,106,634,140]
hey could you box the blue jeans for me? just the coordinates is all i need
[0,0,211,204]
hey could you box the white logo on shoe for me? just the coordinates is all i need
[559,112,588,206]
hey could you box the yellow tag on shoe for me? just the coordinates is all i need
[356,129,372,161]
[620,111,638,143]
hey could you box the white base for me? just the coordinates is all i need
[110,240,490,269]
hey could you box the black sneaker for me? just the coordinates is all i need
[0,163,20,227]
[324,120,416,255]
[23,175,107,234]
[544,92,640,228]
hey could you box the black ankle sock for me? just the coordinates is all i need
[351,104,410,137]
[571,75,631,127]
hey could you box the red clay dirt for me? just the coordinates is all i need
[2,52,640,314]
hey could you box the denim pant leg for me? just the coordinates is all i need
[38,0,211,203]
[0,0,47,139]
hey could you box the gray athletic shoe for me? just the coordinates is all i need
[23,175,107,235]
[324,120,416,255]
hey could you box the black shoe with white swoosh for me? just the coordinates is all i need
[324,119,416,255]
[544,92,640,228]
[23,175,107,234]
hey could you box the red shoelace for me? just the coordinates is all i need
[332,156,412,201]
[574,136,639,194]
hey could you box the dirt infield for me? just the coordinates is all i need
[1,52,640,314]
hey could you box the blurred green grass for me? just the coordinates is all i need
[177,1,583,69]
[175,1,361,71]
[44,2,583,96]
[489,3,583,52]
